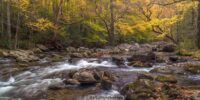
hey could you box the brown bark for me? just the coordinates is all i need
[197,1,200,48]
[53,0,63,40]
[14,6,20,49]
[109,0,115,45]
[7,0,12,49]
[1,0,4,38]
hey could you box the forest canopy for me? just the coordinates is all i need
[0,0,199,49]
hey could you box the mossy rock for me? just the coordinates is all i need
[51,54,64,62]
[137,72,155,80]
[121,79,157,100]
[184,63,200,74]
[161,84,181,100]
[150,67,173,74]
[128,61,152,68]
[155,75,177,83]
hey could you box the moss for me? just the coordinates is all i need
[128,61,152,68]
[155,75,177,83]
[185,63,200,74]
[177,49,200,60]
[51,55,63,62]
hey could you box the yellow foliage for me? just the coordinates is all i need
[116,22,133,36]
[29,18,56,31]
[12,0,29,12]
[133,20,149,31]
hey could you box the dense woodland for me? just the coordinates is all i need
[0,0,199,49]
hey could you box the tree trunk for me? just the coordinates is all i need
[197,1,200,49]
[1,0,4,38]
[109,0,115,45]
[14,7,20,49]
[7,0,12,49]
[52,0,63,40]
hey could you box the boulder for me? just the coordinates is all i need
[7,50,39,62]
[121,79,157,100]
[66,47,76,53]
[155,75,177,84]
[128,61,152,68]
[36,44,48,52]
[162,44,176,52]
[73,71,97,85]
[32,48,42,53]
[137,72,155,80]
[112,56,125,67]
[169,56,179,62]
[128,52,157,68]
[121,79,187,100]
[63,79,80,85]
[117,43,132,50]
[150,67,173,74]
[0,49,9,57]
[101,79,112,90]
[192,92,200,100]
[70,53,83,58]
[184,63,200,74]
[51,54,64,62]
[161,84,182,100]
[77,47,89,52]
[69,68,117,86]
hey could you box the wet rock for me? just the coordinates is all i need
[128,54,150,62]
[114,43,133,52]
[152,52,170,63]
[155,75,177,84]
[121,78,189,100]
[47,85,101,100]
[70,53,83,58]
[128,52,157,66]
[137,72,155,80]
[121,79,157,100]
[129,43,141,51]
[128,61,152,68]
[169,56,179,62]
[32,48,42,53]
[192,92,200,100]
[66,47,76,53]
[69,68,117,86]
[18,63,29,67]
[112,56,125,67]
[36,44,48,52]
[48,84,65,90]
[6,50,39,62]
[162,44,176,52]
[184,63,200,74]
[150,67,173,74]
[148,52,157,61]
[0,50,9,57]
[73,71,97,85]
[161,84,182,100]
[77,47,89,52]
[68,70,78,78]
[101,79,112,90]
[51,54,64,62]
[63,79,80,85]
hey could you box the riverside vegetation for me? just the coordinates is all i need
[0,0,200,100]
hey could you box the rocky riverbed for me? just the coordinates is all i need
[0,42,200,100]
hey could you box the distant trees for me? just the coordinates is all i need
[0,0,199,49]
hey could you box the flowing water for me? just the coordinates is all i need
[0,57,200,99]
